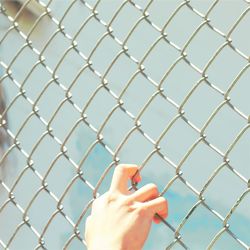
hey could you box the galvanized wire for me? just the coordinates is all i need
[0,0,250,249]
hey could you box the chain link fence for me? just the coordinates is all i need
[0,0,250,249]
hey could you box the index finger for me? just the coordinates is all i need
[109,164,141,194]
[143,196,168,217]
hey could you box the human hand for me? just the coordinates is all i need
[84,164,168,250]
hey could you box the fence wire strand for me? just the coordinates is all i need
[0,0,250,249]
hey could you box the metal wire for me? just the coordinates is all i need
[0,0,250,249]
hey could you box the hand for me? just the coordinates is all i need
[84,164,168,250]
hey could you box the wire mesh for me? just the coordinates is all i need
[0,0,250,249]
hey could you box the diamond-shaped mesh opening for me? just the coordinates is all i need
[44,156,78,198]
[208,1,248,34]
[204,104,246,152]
[1,146,26,188]
[4,96,32,135]
[89,35,122,75]
[140,93,177,140]
[46,0,74,21]
[159,117,199,165]
[230,10,250,56]
[105,53,138,95]
[118,129,154,164]
[42,212,74,250]
[180,141,222,191]
[203,166,246,217]
[49,101,80,141]
[84,87,117,130]
[26,189,57,233]
[161,59,201,105]
[101,107,134,151]
[34,81,65,122]
[147,0,184,28]
[6,46,38,84]
[78,142,113,187]
[185,24,225,69]
[125,19,160,60]
[163,178,198,228]
[1,29,25,65]
[182,80,223,128]
[41,32,72,70]
[54,49,85,89]
[143,37,181,83]
[146,221,177,250]
[95,1,124,24]
[228,192,250,246]
[65,120,97,164]
[187,1,214,15]
[60,2,93,38]
[228,127,250,178]
[64,236,87,250]
[139,154,176,192]
[110,2,142,41]
[0,202,23,245]
[7,223,38,250]
[11,169,42,209]
[179,205,222,249]
[18,63,52,101]
[16,114,45,154]
[69,67,101,109]
[30,134,61,176]
[163,4,203,48]
[229,66,250,116]
[211,231,247,250]
[205,44,246,91]
[74,17,107,57]
[121,73,156,116]
[59,177,93,222]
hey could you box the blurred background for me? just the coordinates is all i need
[0,0,249,249]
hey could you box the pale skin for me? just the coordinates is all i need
[84,164,168,250]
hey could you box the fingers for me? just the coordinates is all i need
[109,164,168,224]
[109,164,141,194]
[153,213,167,224]
[142,196,168,219]
[129,183,159,202]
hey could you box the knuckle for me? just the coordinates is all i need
[159,197,168,209]
[158,196,166,202]
[115,164,126,173]
[92,191,121,209]
[136,205,148,216]
[106,191,119,204]
[147,183,159,195]
[116,164,138,173]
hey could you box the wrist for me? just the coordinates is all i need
[88,245,123,250]
[89,248,121,250]
[87,241,123,250]
[88,243,139,250]
[88,245,141,250]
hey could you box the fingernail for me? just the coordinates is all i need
[135,174,142,183]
